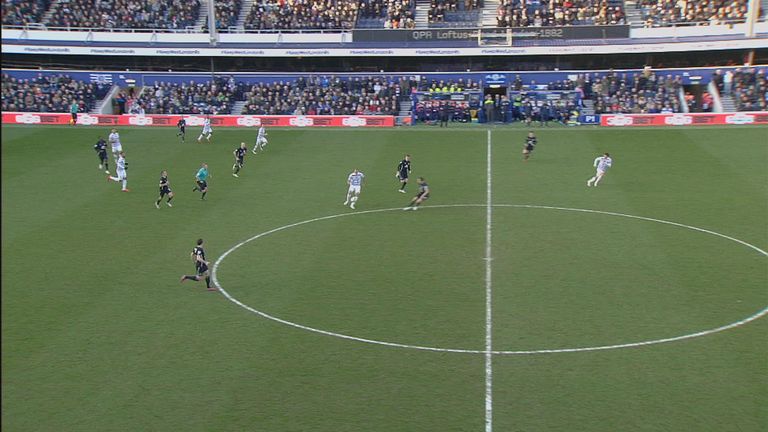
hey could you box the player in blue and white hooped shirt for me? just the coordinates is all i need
[198,115,213,142]
[108,128,122,161]
[107,151,129,192]
[343,169,365,209]
[587,153,612,187]
[252,125,268,154]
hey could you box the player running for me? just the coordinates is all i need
[179,238,217,291]
[587,153,613,187]
[403,177,430,211]
[106,151,129,192]
[523,131,536,161]
[252,125,268,154]
[343,169,365,209]
[176,117,186,142]
[396,154,412,193]
[108,128,122,161]
[198,115,213,142]
[232,142,247,177]
[192,163,209,200]
[155,170,174,208]
[94,136,109,174]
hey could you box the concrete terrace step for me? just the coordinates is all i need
[236,0,256,29]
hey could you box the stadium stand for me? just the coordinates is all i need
[243,0,359,30]
[1,72,110,112]
[203,0,243,30]
[131,77,239,115]
[496,0,625,27]
[241,75,404,115]
[47,0,201,30]
[428,0,482,27]
[636,0,756,28]
[731,67,768,111]
[588,70,684,114]
[356,0,415,29]
[2,0,51,26]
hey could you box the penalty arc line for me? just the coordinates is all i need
[484,130,493,432]
[210,204,768,356]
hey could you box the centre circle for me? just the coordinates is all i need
[212,204,768,355]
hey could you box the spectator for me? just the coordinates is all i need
[2,0,51,26]
[497,0,625,28]
[48,0,200,30]
[244,0,359,30]
[1,73,110,113]
[638,0,753,28]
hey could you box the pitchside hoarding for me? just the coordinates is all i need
[1,113,395,127]
[600,112,768,126]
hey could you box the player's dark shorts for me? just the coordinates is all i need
[237,157,244,166]
[525,145,534,152]
[98,152,108,161]
[179,126,185,133]
[196,180,208,190]
[398,171,409,180]
[417,192,430,200]
[196,263,209,275]
[160,186,172,196]
[71,112,77,122]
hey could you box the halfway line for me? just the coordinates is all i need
[485,129,493,432]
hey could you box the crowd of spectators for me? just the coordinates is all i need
[244,0,358,30]
[637,0,753,27]
[241,75,407,115]
[203,0,242,30]
[132,77,239,115]
[717,67,767,111]
[357,0,414,29]
[428,0,481,23]
[48,0,200,30]
[1,73,110,113]
[418,78,482,92]
[587,70,684,113]
[497,0,625,27]
[2,0,50,26]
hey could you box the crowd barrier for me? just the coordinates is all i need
[1,113,396,127]
[600,112,768,127]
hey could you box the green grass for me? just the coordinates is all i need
[2,124,767,431]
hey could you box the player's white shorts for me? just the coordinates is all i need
[348,185,361,194]
[116,169,127,180]
[257,136,267,146]
[596,169,606,176]
[112,144,122,154]
[202,126,213,135]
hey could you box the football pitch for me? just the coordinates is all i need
[2,124,767,431]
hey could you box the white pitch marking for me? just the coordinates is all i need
[211,204,768,356]
[484,130,494,432]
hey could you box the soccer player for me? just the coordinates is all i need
[155,170,174,208]
[343,168,365,209]
[106,151,129,192]
[69,100,78,126]
[94,136,109,174]
[232,142,247,177]
[176,117,186,142]
[252,125,268,154]
[179,238,217,291]
[396,154,412,193]
[523,131,536,161]
[587,153,613,187]
[198,115,213,142]
[403,177,430,211]
[192,163,209,200]
[108,128,122,161]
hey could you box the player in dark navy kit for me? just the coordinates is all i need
[155,170,174,208]
[403,177,430,211]
[180,238,217,291]
[396,154,412,193]
[94,136,109,173]
[523,131,536,161]
[176,117,186,142]
[232,142,247,177]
